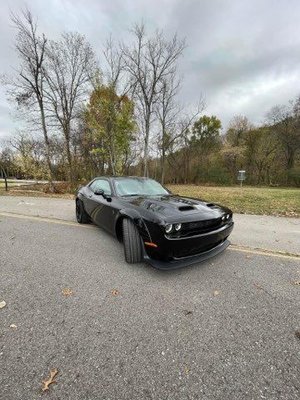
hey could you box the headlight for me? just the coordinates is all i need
[165,224,173,233]
[222,214,230,221]
[174,223,182,231]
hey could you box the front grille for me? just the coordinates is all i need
[169,218,224,238]
[187,219,221,230]
[183,218,222,236]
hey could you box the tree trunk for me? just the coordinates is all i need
[65,134,73,182]
[39,100,55,192]
[62,121,75,184]
[143,114,150,177]
[287,146,295,170]
[108,148,116,175]
[161,151,165,184]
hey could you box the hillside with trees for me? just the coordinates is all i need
[1,9,299,189]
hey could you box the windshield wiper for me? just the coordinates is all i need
[121,194,141,197]
[121,193,170,197]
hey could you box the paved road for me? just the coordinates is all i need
[0,195,299,254]
[0,197,299,399]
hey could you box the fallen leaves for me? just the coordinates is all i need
[0,301,6,309]
[42,368,58,392]
[10,324,17,329]
[213,290,220,297]
[183,310,193,316]
[253,282,263,290]
[62,288,73,297]
[111,289,119,296]
[292,281,300,286]
[295,331,300,340]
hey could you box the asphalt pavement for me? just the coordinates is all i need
[0,196,299,399]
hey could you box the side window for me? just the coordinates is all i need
[90,180,111,195]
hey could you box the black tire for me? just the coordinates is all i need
[76,199,90,224]
[122,218,143,263]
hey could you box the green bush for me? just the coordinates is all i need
[194,165,232,185]
[288,167,300,187]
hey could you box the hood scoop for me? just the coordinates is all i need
[206,203,220,210]
[178,205,195,211]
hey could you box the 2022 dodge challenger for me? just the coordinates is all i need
[76,176,234,269]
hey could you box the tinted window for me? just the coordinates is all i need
[90,179,111,195]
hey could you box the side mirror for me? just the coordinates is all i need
[94,189,112,202]
[94,189,104,196]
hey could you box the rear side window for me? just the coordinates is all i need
[89,179,111,195]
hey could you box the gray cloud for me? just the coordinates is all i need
[1,0,300,138]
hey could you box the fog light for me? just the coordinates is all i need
[165,224,173,233]
[226,214,230,220]
[175,223,182,231]
[222,215,226,221]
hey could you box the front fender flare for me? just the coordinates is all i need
[116,209,152,242]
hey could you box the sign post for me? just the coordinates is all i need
[237,170,246,187]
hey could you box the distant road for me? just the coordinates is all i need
[0,178,46,186]
[0,179,61,188]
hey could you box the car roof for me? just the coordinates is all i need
[94,176,151,181]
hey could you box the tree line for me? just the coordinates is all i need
[1,9,299,189]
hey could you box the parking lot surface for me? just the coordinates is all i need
[0,198,299,399]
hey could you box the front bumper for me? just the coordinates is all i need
[143,239,230,270]
[142,221,234,270]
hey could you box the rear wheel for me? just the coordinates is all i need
[76,199,90,224]
[122,218,143,263]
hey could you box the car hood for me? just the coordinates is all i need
[124,195,231,222]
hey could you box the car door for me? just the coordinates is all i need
[85,179,115,234]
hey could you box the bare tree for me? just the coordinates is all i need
[226,116,253,147]
[155,70,181,183]
[10,131,48,179]
[103,36,124,90]
[167,100,205,183]
[266,103,300,171]
[122,23,185,176]
[4,9,55,189]
[44,32,97,182]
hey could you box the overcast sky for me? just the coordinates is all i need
[1,0,300,139]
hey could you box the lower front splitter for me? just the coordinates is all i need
[143,239,230,270]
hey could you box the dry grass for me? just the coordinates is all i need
[167,185,300,217]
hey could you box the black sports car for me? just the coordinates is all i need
[76,176,234,269]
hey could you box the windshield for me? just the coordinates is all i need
[114,178,169,197]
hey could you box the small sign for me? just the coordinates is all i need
[237,170,246,186]
[237,170,246,181]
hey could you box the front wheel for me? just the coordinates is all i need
[76,199,90,224]
[122,219,143,263]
